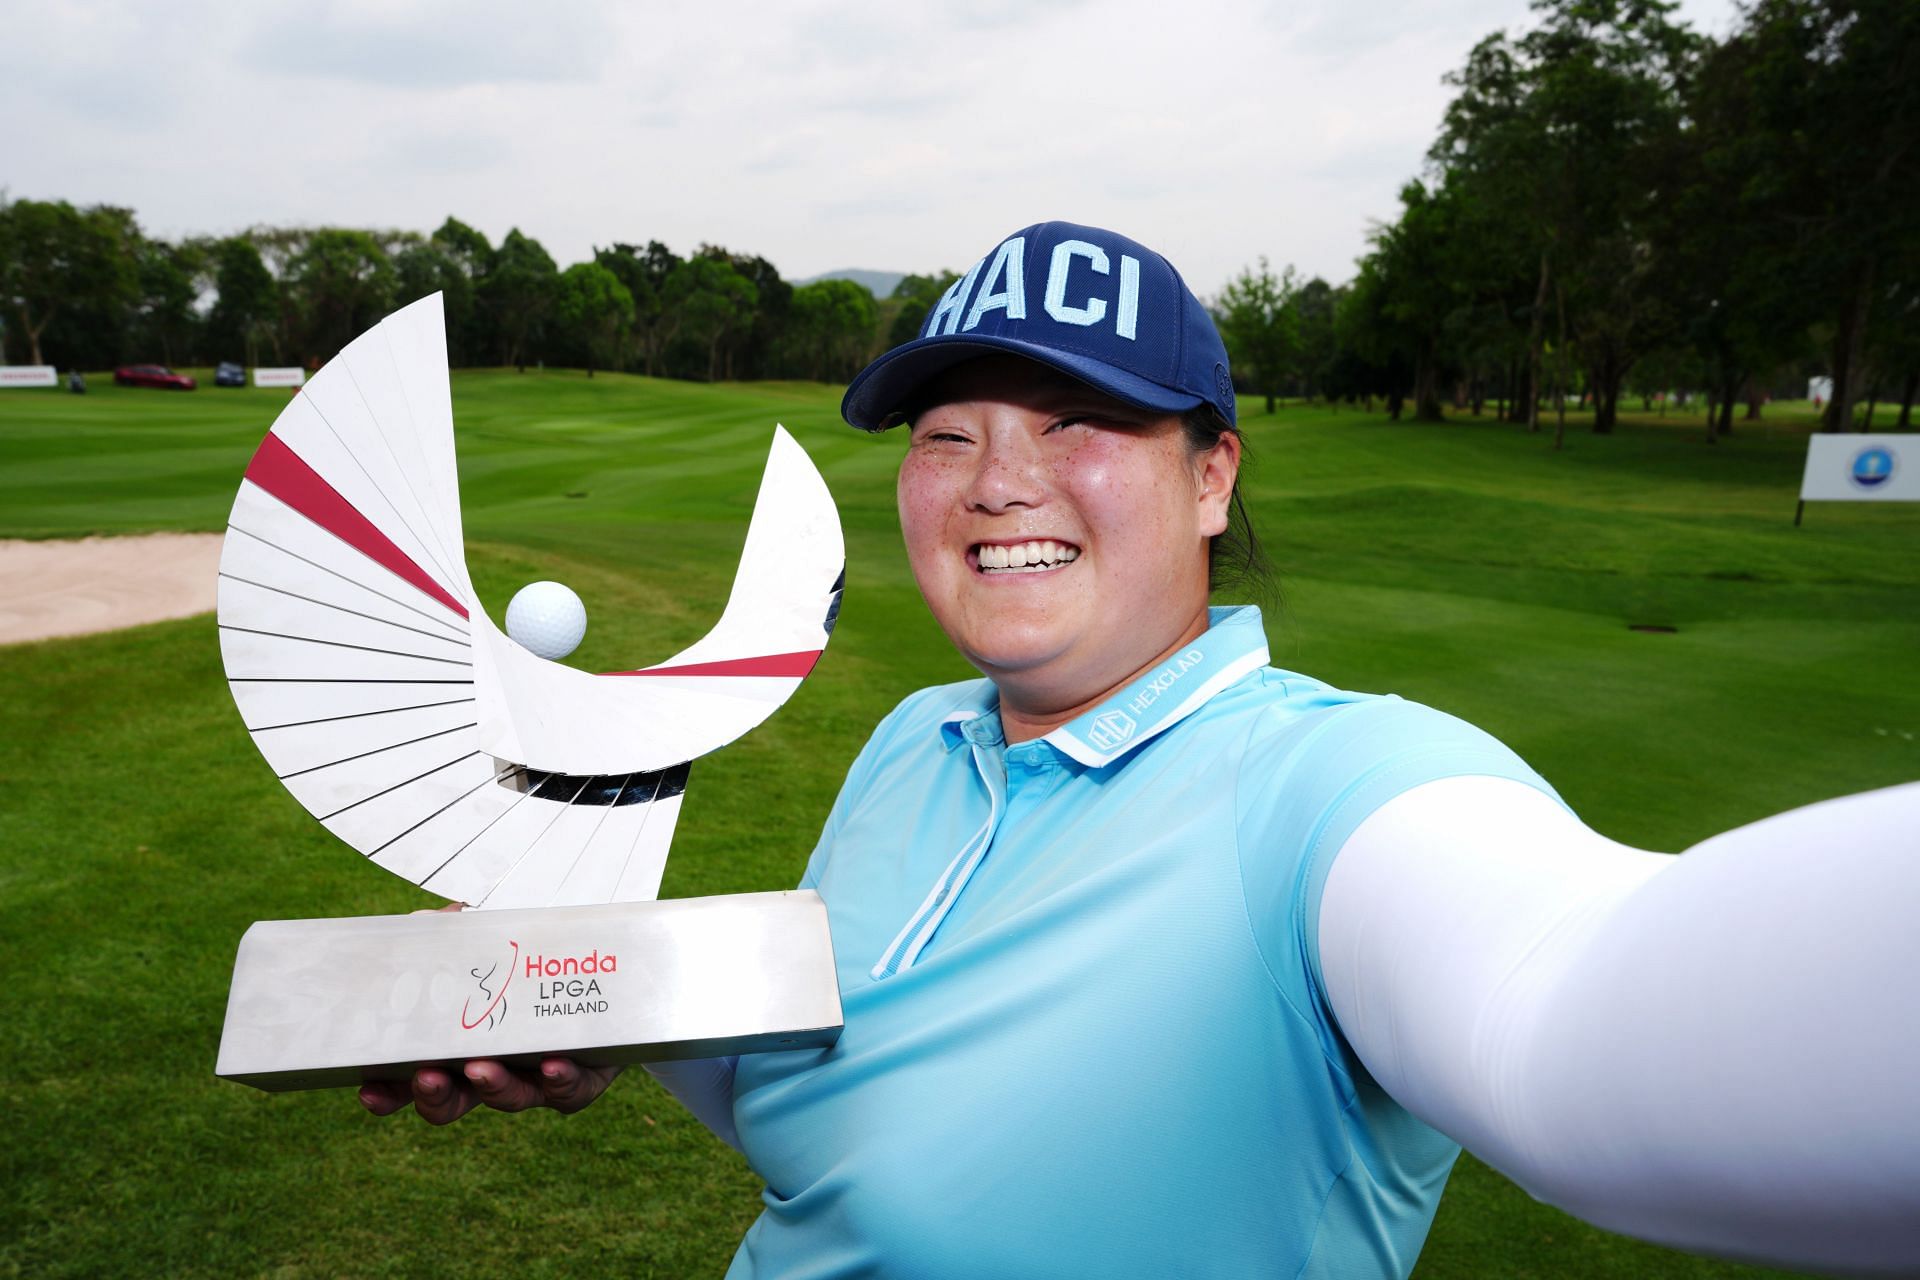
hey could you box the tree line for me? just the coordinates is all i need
[1219,0,1919,437]
[0,205,933,386]
[2,0,1912,434]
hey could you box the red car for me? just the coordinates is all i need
[114,364,197,390]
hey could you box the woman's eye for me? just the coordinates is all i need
[1050,412,1149,435]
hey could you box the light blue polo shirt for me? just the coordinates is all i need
[728,606,1557,1279]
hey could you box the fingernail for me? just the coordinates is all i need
[542,1063,562,1080]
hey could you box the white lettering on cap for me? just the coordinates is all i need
[962,237,1027,331]
[1043,240,1142,341]
[1044,240,1109,327]
[925,255,986,338]
[1116,254,1140,340]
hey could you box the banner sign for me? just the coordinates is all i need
[253,367,306,388]
[1800,434,1919,503]
[0,365,58,388]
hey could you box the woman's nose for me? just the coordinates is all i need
[965,433,1046,513]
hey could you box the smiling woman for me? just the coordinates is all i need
[368,222,1920,1280]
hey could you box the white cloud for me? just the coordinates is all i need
[237,1,616,90]
[1,0,1738,296]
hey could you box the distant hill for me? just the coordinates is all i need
[794,268,906,298]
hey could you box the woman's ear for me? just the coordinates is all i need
[1196,431,1242,538]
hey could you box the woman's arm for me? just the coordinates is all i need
[1318,776,1919,1276]
[643,1057,742,1152]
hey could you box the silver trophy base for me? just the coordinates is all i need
[215,890,843,1092]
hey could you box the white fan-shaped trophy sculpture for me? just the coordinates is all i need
[217,293,843,909]
[214,295,847,1091]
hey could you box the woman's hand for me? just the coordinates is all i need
[358,1058,623,1124]
[355,901,621,1122]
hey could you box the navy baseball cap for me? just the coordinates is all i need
[841,221,1236,431]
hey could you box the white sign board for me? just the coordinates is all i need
[1800,434,1920,503]
[253,366,306,388]
[0,365,58,388]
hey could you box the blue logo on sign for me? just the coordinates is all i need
[1851,447,1895,489]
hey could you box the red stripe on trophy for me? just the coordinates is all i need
[607,650,822,679]
[245,431,470,620]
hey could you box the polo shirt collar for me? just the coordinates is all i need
[940,702,1003,751]
[937,606,1270,766]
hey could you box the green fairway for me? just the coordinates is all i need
[2,374,1915,1278]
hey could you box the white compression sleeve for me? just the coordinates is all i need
[642,1056,741,1152]
[1318,776,1920,1276]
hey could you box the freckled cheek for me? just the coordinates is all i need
[897,464,944,527]
[897,466,962,573]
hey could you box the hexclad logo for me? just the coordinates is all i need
[1086,710,1137,752]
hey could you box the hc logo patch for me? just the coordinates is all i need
[1085,709,1137,752]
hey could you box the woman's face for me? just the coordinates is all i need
[897,356,1238,718]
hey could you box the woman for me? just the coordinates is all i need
[365,223,1918,1278]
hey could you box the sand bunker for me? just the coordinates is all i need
[0,532,225,645]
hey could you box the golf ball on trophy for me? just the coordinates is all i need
[506,581,588,660]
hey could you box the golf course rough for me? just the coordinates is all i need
[1,372,1911,1279]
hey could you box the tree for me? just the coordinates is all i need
[1366,182,1465,422]
[688,247,790,379]
[1333,260,1415,417]
[136,237,203,367]
[553,262,635,377]
[0,198,139,366]
[666,255,758,382]
[208,237,280,367]
[1215,259,1300,413]
[887,272,961,347]
[483,229,558,371]
[1293,278,1339,404]
[394,239,478,354]
[1646,25,1813,440]
[1572,231,1660,433]
[597,240,683,376]
[287,229,395,364]
[1435,32,1548,429]
[393,241,462,312]
[1434,0,1698,441]
[1730,0,1920,429]
[787,279,879,381]
[428,218,492,365]
[431,217,492,279]
[1865,228,1920,427]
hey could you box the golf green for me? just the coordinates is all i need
[1,372,1913,1277]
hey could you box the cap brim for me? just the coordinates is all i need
[841,334,1206,431]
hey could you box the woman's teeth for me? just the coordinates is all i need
[976,540,1080,573]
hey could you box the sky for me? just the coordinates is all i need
[2,0,1740,296]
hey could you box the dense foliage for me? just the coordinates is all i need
[1263,0,1919,436]
[0,209,910,388]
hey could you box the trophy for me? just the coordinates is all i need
[213,296,844,1091]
